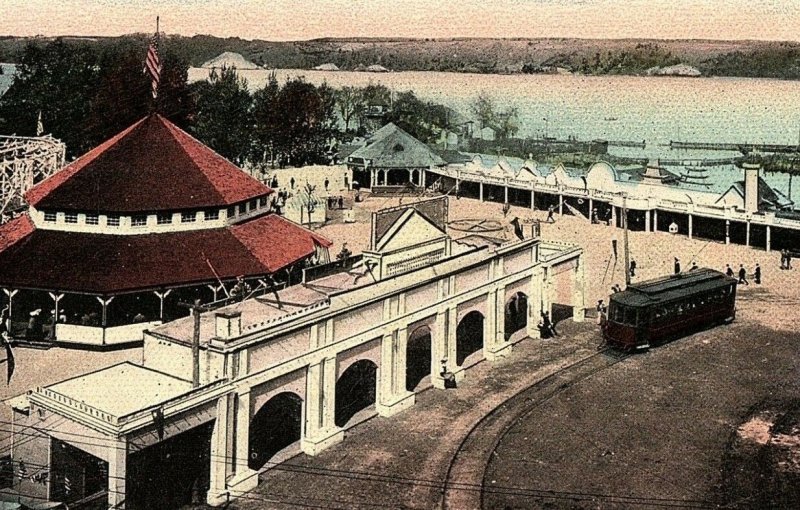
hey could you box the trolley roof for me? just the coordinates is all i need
[610,268,736,308]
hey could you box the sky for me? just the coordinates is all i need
[1,0,799,42]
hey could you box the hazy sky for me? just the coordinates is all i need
[2,0,799,41]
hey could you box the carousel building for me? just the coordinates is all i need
[0,114,331,348]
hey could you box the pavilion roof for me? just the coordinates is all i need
[349,123,446,168]
[26,114,271,213]
[0,213,331,294]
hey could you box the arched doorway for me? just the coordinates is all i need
[406,326,432,391]
[456,311,484,366]
[248,392,303,471]
[504,292,528,340]
[335,360,378,427]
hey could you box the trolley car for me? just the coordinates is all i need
[602,268,737,351]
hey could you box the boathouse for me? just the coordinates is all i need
[0,114,331,348]
[431,151,799,251]
[7,197,585,509]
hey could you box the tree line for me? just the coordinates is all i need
[0,38,476,168]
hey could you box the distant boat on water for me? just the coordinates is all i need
[604,117,619,122]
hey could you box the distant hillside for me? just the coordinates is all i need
[1,35,799,79]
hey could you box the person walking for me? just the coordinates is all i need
[324,178,329,191]
[725,264,734,277]
[787,250,793,270]
[629,259,637,278]
[780,249,787,270]
[738,264,749,285]
[290,176,296,189]
[611,234,618,260]
[595,300,607,325]
[674,257,681,274]
[546,205,555,223]
[754,263,762,284]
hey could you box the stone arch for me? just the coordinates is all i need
[248,392,303,470]
[456,311,484,366]
[406,325,432,391]
[335,359,378,427]
[504,292,528,341]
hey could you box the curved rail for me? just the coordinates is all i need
[439,347,716,509]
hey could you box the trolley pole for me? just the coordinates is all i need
[178,299,203,388]
[623,194,631,287]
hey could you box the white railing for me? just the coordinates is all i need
[55,321,160,346]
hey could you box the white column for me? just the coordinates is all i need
[107,439,127,509]
[485,286,512,361]
[227,390,259,496]
[504,186,509,204]
[526,267,544,339]
[479,182,484,201]
[432,307,459,388]
[573,254,586,322]
[611,206,617,227]
[377,328,414,416]
[746,220,751,247]
[208,394,234,506]
[559,194,564,215]
[645,210,651,232]
[531,189,536,210]
[688,214,694,239]
[766,225,771,252]
[653,209,658,232]
[301,357,342,456]
[725,220,730,245]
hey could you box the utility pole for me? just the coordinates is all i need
[623,194,631,287]
[178,299,202,388]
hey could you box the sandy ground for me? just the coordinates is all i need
[3,188,798,508]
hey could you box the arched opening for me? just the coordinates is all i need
[248,392,303,471]
[406,326,432,391]
[335,360,378,427]
[386,168,410,186]
[504,292,528,340]
[456,311,484,366]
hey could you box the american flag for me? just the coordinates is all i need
[144,29,162,99]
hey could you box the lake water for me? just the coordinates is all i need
[188,68,800,151]
[196,68,800,202]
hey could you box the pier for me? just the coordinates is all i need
[669,141,800,153]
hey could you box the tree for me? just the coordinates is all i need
[0,40,99,157]
[470,91,496,132]
[335,86,364,132]
[190,66,253,164]
[252,72,281,166]
[272,77,336,166]
[0,37,194,158]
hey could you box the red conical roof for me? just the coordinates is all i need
[26,114,271,213]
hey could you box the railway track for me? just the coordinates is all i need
[439,348,631,510]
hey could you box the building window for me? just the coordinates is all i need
[44,211,56,222]
[131,215,147,227]
[238,203,247,215]
[107,215,120,227]
[157,212,172,225]
[227,206,236,218]
[259,196,267,207]
[204,209,219,221]
[249,199,257,211]
[65,212,78,224]
[181,211,196,223]
[86,214,99,225]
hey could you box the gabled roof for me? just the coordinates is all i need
[0,213,331,294]
[349,123,446,168]
[716,176,793,210]
[26,114,271,213]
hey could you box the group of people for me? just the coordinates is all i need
[327,195,346,210]
[590,207,613,226]
[725,263,760,285]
